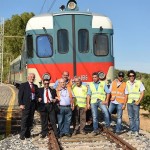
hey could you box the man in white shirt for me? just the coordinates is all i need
[38,79,58,138]
[125,70,145,136]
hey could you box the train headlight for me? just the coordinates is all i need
[42,73,51,80]
[98,72,106,80]
[67,0,77,10]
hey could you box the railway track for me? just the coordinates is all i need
[47,126,136,150]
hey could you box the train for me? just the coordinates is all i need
[10,0,114,87]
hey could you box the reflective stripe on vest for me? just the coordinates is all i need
[126,80,141,103]
[73,85,87,107]
[110,80,126,104]
[89,81,106,103]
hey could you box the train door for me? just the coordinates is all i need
[54,15,74,78]
[54,14,92,80]
[75,15,92,81]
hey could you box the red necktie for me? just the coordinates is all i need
[46,89,50,103]
[30,83,35,93]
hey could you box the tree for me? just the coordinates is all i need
[3,12,35,81]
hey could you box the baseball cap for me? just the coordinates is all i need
[118,71,125,77]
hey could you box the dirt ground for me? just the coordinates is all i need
[122,107,150,132]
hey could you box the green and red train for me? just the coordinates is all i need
[10,0,114,87]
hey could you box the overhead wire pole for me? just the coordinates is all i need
[0,17,24,84]
[0,17,4,85]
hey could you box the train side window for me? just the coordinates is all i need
[27,35,33,58]
[78,29,89,53]
[57,29,69,54]
[37,35,53,58]
[93,34,109,56]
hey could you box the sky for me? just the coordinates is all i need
[1,0,150,73]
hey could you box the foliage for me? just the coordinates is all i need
[115,69,150,113]
[3,12,34,81]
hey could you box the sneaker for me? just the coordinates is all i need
[65,133,71,137]
[115,132,121,135]
[91,130,99,136]
[72,130,77,136]
[127,131,134,136]
[135,131,139,137]
[80,130,86,135]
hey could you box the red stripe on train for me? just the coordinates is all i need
[27,62,114,82]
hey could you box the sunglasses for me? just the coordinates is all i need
[118,75,124,78]
[44,83,49,85]
[129,75,135,77]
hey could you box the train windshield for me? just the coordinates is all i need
[37,35,53,57]
[93,34,109,56]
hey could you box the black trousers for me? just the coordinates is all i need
[40,104,58,137]
[20,101,36,137]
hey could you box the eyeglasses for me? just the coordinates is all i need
[44,83,49,85]
[129,75,135,77]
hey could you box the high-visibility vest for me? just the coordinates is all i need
[126,80,141,103]
[89,81,106,104]
[72,85,87,108]
[110,79,126,104]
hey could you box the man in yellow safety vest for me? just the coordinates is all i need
[87,72,111,136]
[125,70,145,137]
[72,76,88,135]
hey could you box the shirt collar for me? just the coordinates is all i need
[129,79,136,84]
[93,81,100,84]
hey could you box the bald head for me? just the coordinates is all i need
[27,73,35,83]
[59,78,66,88]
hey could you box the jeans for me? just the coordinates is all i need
[91,100,110,131]
[109,102,123,132]
[127,103,140,132]
[57,106,72,135]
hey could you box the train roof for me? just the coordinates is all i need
[10,55,21,65]
[26,12,113,31]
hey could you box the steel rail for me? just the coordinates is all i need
[48,130,61,150]
[103,127,136,150]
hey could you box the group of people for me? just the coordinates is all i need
[18,70,145,140]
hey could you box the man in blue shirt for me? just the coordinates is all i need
[87,72,111,136]
[56,78,74,137]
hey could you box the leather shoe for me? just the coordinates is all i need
[20,136,25,140]
[59,134,65,138]
[40,134,47,138]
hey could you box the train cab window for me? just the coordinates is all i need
[78,29,89,53]
[27,35,33,58]
[57,29,69,54]
[37,35,53,57]
[93,34,109,56]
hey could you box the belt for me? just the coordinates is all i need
[60,105,71,107]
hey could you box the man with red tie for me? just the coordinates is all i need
[18,73,40,140]
[38,79,58,138]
